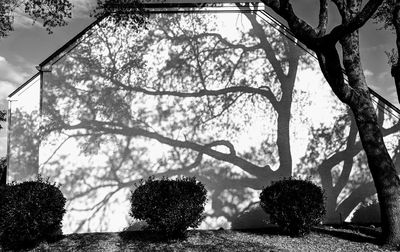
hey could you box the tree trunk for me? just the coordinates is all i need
[350,92,400,245]
[341,31,400,246]
[315,27,400,245]
[393,1,400,104]
[392,63,400,104]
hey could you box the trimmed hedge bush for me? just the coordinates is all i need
[260,177,326,236]
[130,176,207,237]
[0,176,66,249]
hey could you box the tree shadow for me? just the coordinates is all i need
[7,5,400,234]
[312,225,381,245]
[36,8,310,233]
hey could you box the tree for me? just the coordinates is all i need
[296,99,400,223]
[0,0,73,38]
[0,110,6,130]
[255,0,400,247]
[94,0,400,245]
[0,110,7,185]
[6,0,399,240]
[98,0,400,246]
[374,0,400,104]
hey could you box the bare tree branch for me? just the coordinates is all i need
[317,0,328,36]
[260,0,319,48]
[322,0,384,43]
[316,48,354,103]
[331,0,346,19]
[392,1,400,103]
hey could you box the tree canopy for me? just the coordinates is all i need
[374,0,400,103]
[0,110,5,130]
[0,0,73,38]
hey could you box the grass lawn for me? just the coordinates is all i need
[10,225,397,252]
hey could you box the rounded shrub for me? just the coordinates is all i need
[259,177,326,236]
[130,176,207,237]
[0,176,66,249]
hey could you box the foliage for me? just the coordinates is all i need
[374,0,399,67]
[0,175,66,250]
[0,0,72,38]
[0,157,6,185]
[130,176,207,237]
[0,110,5,130]
[373,0,395,30]
[259,177,326,236]
[0,110,6,184]
[93,0,148,30]
[351,200,381,224]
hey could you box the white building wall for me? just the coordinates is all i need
[8,9,400,234]
[8,74,41,182]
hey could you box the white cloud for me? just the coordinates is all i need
[364,69,374,77]
[377,70,390,81]
[0,56,32,109]
[13,8,42,30]
[0,81,18,107]
[0,56,29,84]
[72,0,97,19]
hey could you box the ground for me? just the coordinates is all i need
[6,225,397,252]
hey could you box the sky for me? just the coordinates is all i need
[0,0,398,156]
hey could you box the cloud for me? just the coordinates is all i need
[12,7,42,30]
[0,56,29,84]
[0,56,31,109]
[12,0,96,30]
[364,69,374,77]
[0,81,18,107]
[71,0,97,19]
[0,81,17,96]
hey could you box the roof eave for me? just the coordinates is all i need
[8,72,40,99]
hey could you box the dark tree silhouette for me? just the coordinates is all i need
[373,0,400,104]
[258,0,400,246]
[0,110,6,129]
[0,109,7,184]
[296,99,400,223]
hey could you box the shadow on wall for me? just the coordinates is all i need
[351,200,381,225]
[7,7,400,233]
[8,110,40,182]
[295,99,400,224]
